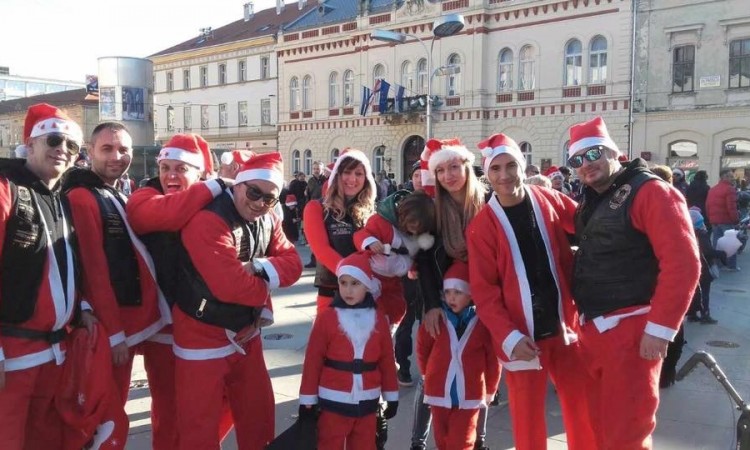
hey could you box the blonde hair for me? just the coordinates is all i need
[322,157,375,228]
[525,174,552,188]
[435,160,487,262]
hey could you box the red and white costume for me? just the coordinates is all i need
[416,263,500,450]
[174,152,301,450]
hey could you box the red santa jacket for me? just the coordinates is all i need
[172,208,301,360]
[467,186,580,371]
[299,299,399,411]
[417,311,500,409]
[0,175,77,371]
[67,187,171,348]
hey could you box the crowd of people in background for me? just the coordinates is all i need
[3,102,743,450]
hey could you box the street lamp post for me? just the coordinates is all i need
[371,13,465,140]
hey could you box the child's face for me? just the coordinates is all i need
[338,275,368,306]
[444,289,471,313]
[405,221,421,236]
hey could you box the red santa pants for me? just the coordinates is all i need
[430,406,479,450]
[0,361,64,450]
[317,410,376,450]
[141,340,178,450]
[579,314,662,450]
[378,279,406,326]
[175,336,274,450]
[504,337,596,450]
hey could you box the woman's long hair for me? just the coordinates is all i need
[322,157,375,228]
[434,160,487,261]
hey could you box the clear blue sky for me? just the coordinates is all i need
[1,0,279,82]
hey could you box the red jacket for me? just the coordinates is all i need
[67,187,170,348]
[299,304,398,408]
[417,313,500,409]
[303,200,351,276]
[467,186,580,370]
[705,180,738,225]
[172,209,301,360]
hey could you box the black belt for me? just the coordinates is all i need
[324,358,378,374]
[318,287,337,298]
[0,325,68,344]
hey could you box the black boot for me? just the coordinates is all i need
[474,437,490,450]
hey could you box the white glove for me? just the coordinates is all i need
[370,253,411,277]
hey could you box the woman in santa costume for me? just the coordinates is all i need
[466,133,595,450]
[417,261,500,450]
[298,251,399,450]
[410,138,490,450]
[171,151,301,450]
[126,135,254,449]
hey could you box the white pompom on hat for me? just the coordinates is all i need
[336,251,382,299]
[443,261,470,295]
[568,116,620,158]
[235,151,284,190]
[477,133,525,175]
[15,103,84,157]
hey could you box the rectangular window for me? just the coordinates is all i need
[238,101,248,126]
[201,105,209,129]
[673,45,695,93]
[166,71,174,92]
[218,64,227,85]
[239,60,247,82]
[260,56,270,79]
[200,66,208,87]
[184,107,192,130]
[261,99,271,125]
[183,69,190,90]
[729,38,750,89]
[166,107,174,131]
[219,103,228,128]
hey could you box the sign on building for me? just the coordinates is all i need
[699,76,721,88]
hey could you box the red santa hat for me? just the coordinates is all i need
[336,251,382,299]
[235,151,284,190]
[544,166,563,180]
[568,116,620,158]
[15,103,84,157]
[284,194,297,207]
[477,133,525,175]
[220,149,254,166]
[157,133,214,174]
[443,261,470,295]
[420,137,475,173]
[326,148,377,196]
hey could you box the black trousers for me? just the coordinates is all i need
[395,276,418,373]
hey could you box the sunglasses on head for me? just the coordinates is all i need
[567,146,605,169]
[244,184,279,207]
[46,133,80,155]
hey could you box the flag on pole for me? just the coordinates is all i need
[394,84,405,113]
[368,79,382,112]
[378,80,391,113]
[360,86,371,116]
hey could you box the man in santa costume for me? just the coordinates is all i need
[126,133,238,449]
[466,133,596,450]
[568,116,700,450]
[173,151,301,450]
[0,103,95,449]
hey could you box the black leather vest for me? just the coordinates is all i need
[139,177,178,306]
[573,171,661,318]
[175,192,272,332]
[313,203,357,290]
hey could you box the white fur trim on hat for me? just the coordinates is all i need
[426,145,476,173]
[480,144,526,175]
[235,168,284,190]
[337,264,382,299]
[568,136,619,158]
[327,150,377,196]
[158,147,205,171]
[443,278,470,295]
[29,117,83,146]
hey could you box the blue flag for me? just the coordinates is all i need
[360,86,371,116]
[394,84,405,113]
[378,80,391,113]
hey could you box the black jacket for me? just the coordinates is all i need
[414,236,452,320]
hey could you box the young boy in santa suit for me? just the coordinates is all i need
[353,190,435,326]
[416,262,500,450]
[298,251,399,450]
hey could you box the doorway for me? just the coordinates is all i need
[402,135,424,183]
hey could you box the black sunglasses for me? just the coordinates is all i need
[46,133,80,155]
[567,146,604,169]
[244,184,279,207]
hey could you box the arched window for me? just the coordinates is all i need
[289,77,300,111]
[447,54,461,96]
[417,58,428,94]
[343,70,354,106]
[304,149,313,175]
[329,72,339,108]
[724,139,750,154]
[564,39,583,86]
[519,45,536,91]
[520,141,533,166]
[292,150,301,174]
[302,75,312,111]
[331,148,340,163]
[401,61,414,93]
[498,48,513,92]
[589,36,608,84]
[373,146,386,175]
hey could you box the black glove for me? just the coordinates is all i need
[383,401,398,419]
[298,404,318,421]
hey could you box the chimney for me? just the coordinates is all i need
[298,0,307,10]
[243,2,254,21]
[276,0,285,15]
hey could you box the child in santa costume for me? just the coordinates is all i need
[416,262,500,450]
[466,133,596,450]
[353,190,435,326]
[298,251,399,450]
